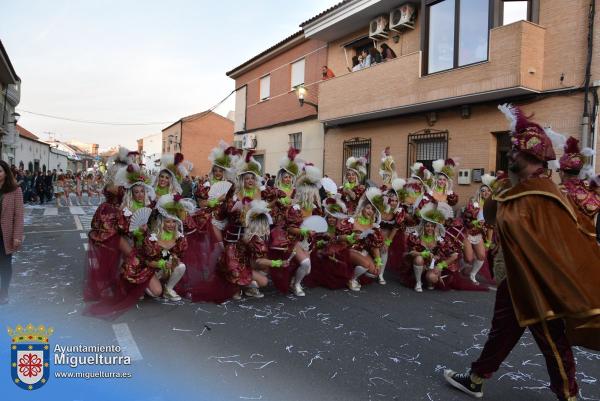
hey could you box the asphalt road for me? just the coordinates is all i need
[1,203,598,401]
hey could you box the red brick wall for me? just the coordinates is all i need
[234,38,328,131]
[180,112,234,177]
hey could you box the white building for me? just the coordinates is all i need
[14,125,70,173]
[1,40,21,165]
[138,133,162,174]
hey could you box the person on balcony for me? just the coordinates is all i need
[321,65,335,80]
[381,43,397,61]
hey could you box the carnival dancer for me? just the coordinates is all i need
[403,162,433,236]
[195,141,240,246]
[223,150,262,245]
[337,187,385,291]
[83,148,133,308]
[378,147,397,186]
[262,147,302,226]
[430,158,458,208]
[444,104,600,401]
[558,136,599,237]
[270,164,323,297]
[220,200,285,299]
[127,194,190,301]
[114,163,155,248]
[154,152,191,196]
[304,193,354,290]
[339,156,367,215]
[54,174,66,207]
[378,178,407,285]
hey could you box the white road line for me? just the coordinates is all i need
[80,232,87,239]
[83,243,89,251]
[112,323,143,361]
[43,207,58,216]
[74,216,83,231]
[69,206,85,215]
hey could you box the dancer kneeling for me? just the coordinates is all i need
[337,187,385,291]
[221,200,285,299]
[406,202,456,292]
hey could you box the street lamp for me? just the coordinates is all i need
[295,85,318,111]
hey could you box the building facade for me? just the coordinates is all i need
[226,32,328,175]
[13,125,70,172]
[138,132,163,174]
[162,111,233,177]
[0,40,21,165]
[299,0,599,204]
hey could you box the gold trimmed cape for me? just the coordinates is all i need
[494,177,600,350]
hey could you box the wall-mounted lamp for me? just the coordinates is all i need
[10,112,20,124]
[295,84,318,111]
[426,111,437,126]
[461,105,471,119]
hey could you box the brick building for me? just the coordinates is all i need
[162,111,233,177]
[295,0,599,205]
[227,31,329,174]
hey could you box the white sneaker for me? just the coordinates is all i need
[469,274,479,284]
[348,279,361,291]
[164,287,181,301]
[244,287,264,298]
[292,282,305,297]
[232,291,242,301]
[378,275,387,285]
[414,282,423,292]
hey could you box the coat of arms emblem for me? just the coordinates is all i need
[8,323,53,390]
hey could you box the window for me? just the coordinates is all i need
[289,132,302,150]
[501,0,530,25]
[407,129,448,172]
[260,75,270,100]
[253,154,265,175]
[426,0,490,74]
[291,59,305,89]
[494,131,511,172]
[342,137,371,181]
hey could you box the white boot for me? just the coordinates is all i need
[413,264,424,292]
[378,252,388,285]
[164,263,186,301]
[470,259,484,284]
[349,266,367,291]
[291,258,310,297]
[244,280,264,298]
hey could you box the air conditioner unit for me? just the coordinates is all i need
[369,15,389,39]
[458,169,472,185]
[390,3,417,32]
[242,133,257,150]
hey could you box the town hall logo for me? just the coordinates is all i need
[7,323,54,390]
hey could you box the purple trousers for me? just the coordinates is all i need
[471,280,578,400]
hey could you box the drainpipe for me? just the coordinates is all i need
[581,0,595,148]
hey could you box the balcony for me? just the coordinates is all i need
[318,21,546,125]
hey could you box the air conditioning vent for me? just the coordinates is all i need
[389,3,417,32]
[369,15,389,39]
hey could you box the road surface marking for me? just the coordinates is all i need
[112,323,143,361]
[69,206,85,215]
[74,216,83,231]
[43,207,58,216]
[83,243,89,251]
[80,232,87,239]
[24,229,81,235]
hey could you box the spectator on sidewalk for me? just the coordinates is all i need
[35,172,46,204]
[0,160,24,304]
[45,170,55,203]
[181,175,193,198]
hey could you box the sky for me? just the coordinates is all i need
[1,0,337,150]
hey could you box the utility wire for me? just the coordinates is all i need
[16,89,236,126]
